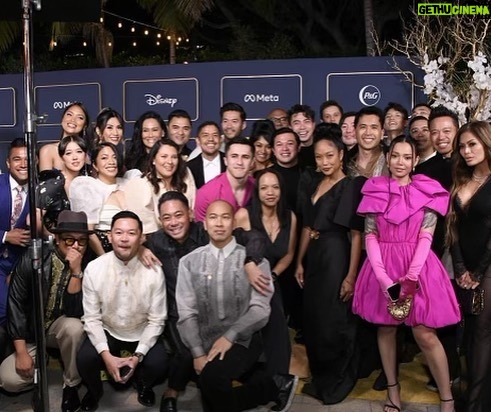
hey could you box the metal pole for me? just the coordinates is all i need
[22,1,49,411]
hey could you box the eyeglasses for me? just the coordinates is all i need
[269,116,288,124]
[60,237,89,247]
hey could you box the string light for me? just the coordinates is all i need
[100,10,192,52]
[100,17,104,23]
[108,42,112,47]
[83,41,87,47]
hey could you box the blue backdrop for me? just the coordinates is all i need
[0,56,423,162]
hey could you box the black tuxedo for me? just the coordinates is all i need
[187,153,226,189]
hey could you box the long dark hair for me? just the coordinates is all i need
[143,139,188,195]
[249,168,289,230]
[125,111,167,171]
[386,135,418,175]
[60,101,90,139]
[87,107,124,150]
[92,142,124,177]
[446,121,491,246]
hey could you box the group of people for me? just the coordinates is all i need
[0,97,489,412]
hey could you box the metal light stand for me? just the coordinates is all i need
[22,0,49,411]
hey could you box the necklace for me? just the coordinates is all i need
[472,172,491,185]
[262,215,279,239]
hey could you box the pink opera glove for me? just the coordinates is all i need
[365,233,394,299]
[399,231,433,299]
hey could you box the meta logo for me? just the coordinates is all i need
[145,94,178,107]
[243,94,280,103]
[53,101,73,109]
[358,85,381,106]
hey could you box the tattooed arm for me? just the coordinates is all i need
[402,208,437,286]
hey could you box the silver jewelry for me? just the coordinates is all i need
[471,172,490,184]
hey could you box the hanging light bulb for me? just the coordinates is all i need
[83,41,87,47]
[108,42,112,47]
[133,42,137,47]
[131,26,135,32]
[156,41,160,46]
[167,35,171,40]
[100,17,104,23]
[157,33,161,38]
[144,30,149,35]
[118,22,122,28]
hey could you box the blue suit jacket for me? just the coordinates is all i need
[0,173,29,326]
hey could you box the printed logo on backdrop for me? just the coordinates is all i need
[34,83,101,127]
[123,78,199,122]
[0,88,16,127]
[358,85,381,106]
[144,94,178,107]
[325,72,414,112]
[221,75,302,120]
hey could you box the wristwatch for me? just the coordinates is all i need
[132,352,144,363]
[71,272,83,279]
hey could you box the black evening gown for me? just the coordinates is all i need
[246,205,293,375]
[300,175,364,404]
[452,178,491,412]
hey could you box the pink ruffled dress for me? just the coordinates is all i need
[352,175,461,327]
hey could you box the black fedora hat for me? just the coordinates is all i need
[51,210,94,234]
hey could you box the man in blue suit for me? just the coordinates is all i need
[0,137,30,362]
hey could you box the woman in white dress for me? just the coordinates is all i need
[125,139,196,235]
[69,142,127,255]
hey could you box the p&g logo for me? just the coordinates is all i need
[243,94,280,103]
[145,94,178,107]
[358,85,381,106]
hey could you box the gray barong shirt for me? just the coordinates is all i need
[176,237,272,358]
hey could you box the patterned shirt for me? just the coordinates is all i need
[176,238,272,358]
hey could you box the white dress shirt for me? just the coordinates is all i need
[203,155,222,184]
[82,252,167,355]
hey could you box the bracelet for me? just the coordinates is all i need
[71,272,83,279]
[132,352,144,363]
[271,271,278,281]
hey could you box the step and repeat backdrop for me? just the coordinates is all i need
[0,56,422,161]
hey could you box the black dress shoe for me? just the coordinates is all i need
[62,386,81,412]
[160,396,177,412]
[80,392,100,412]
[271,374,299,412]
[372,370,388,391]
[137,382,155,407]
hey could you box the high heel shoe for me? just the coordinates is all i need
[384,382,401,412]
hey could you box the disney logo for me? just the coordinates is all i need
[145,94,178,107]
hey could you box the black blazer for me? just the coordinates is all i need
[187,153,226,189]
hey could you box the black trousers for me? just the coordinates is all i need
[199,334,278,412]
[0,324,13,363]
[164,319,195,391]
[76,333,168,398]
[465,273,491,412]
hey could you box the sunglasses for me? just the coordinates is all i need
[60,237,89,247]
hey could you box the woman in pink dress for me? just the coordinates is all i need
[352,136,460,412]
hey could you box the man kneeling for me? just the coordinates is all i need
[176,200,297,412]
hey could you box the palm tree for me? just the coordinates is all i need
[0,21,21,53]
[136,0,214,63]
